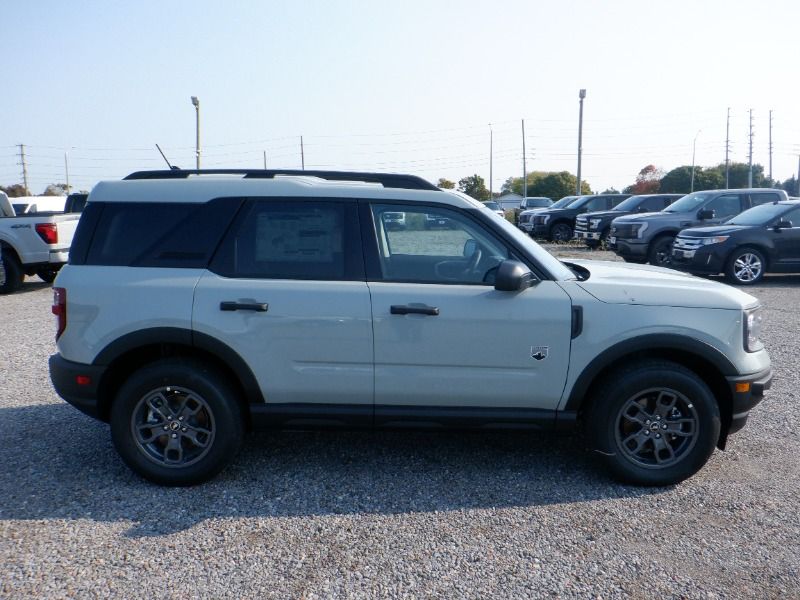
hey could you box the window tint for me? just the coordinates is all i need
[585,197,609,211]
[750,192,781,207]
[705,194,741,219]
[211,200,362,280]
[641,196,667,211]
[370,204,510,284]
[85,199,241,267]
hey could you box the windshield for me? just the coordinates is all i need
[663,192,713,213]
[613,195,650,212]
[483,201,500,210]
[550,196,578,209]
[727,203,793,226]
[489,214,577,280]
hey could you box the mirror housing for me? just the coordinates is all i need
[774,219,792,230]
[698,208,715,220]
[494,260,537,292]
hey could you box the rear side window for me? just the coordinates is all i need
[750,192,781,207]
[83,199,242,267]
[210,199,363,281]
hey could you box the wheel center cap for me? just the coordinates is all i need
[169,421,181,431]
[650,422,661,432]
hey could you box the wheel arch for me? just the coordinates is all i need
[725,243,772,271]
[91,327,263,425]
[565,334,736,445]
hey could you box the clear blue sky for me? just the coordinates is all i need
[1,0,798,194]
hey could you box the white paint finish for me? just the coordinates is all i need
[369,281,573,409]
[192,272,373,405]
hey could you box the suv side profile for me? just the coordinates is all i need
[609,189,788,266]
[50,170,772,487]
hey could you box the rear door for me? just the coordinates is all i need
[365,202,573,416]
[193,198,374,413]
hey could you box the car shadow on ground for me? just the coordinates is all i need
[8,279,51,294]
[0,403,666,538]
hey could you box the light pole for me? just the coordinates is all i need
[690,129,701,192]
[488,123,493,200]
[191,96,200,170]
[576,89,586,195]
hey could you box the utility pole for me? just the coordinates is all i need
[725,107,731,189]
[797,155,800,196]
[691,130,702,193]
[521,119,527,199]
[488,123,493,199]
[748,109,754,188]
[576,89,586,195]
[768,110,773,182]
[263,151,267,169]
[300,136,305,170]
[18,144,29,194]
[190,96,200,170]
[64,153,70,194]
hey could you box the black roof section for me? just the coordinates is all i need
[123,169,440,191]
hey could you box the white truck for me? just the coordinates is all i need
[0,192,80,293]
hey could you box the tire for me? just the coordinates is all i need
[648,236,675,267]
[110,359,244,486]
[585,360,720,486]
[549,222,573,243]
[0,250,24,294]
[36,267,60,283]
[622,257,647,264]
[724,247,765,285]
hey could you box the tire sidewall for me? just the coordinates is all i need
[550,223,572,242]
[110,360,243,486]
[590,365,720,486]
[0,250,24,294]
[648,236,674,267]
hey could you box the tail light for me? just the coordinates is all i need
[52,287,67,340]
[36,223,58,245]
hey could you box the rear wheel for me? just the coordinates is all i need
[586,360,720,486]
[0,250,24,294]
[110,359,244,486]
[648,236,675,267]
[725,247,765,285]
[549,223,573,243]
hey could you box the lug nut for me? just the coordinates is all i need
[181,427,187,432]
[662,424,668,430]
[171,433,177,439]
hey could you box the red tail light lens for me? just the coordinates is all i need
[52,287,67,340]
[36,223,58,245]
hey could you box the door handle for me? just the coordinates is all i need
[220,301,269,312]
[390,304,440,316]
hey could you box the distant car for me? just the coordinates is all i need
[519,197,552,211]
[518,196,579,233]
[482,201,505,218]
[382,211,406,230]
[531,193,632,242]
[671,200,800,284]
[574,194,683,248]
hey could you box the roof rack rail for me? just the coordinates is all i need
[123,169,440,191]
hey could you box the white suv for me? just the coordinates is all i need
[49,170,772,486]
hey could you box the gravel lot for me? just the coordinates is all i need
[1,248,798,598]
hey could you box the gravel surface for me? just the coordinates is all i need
[1,255,799,598]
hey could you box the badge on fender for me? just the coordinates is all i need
[530,346,549,361]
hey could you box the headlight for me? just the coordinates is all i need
[700,236,729,245]
[589,219,602,229]
[743,306,764,352]
[540,215,551,224]
[634,223,649,238]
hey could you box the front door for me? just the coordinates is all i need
[366,203,573,414]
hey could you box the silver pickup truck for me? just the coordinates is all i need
[0,192,80,293]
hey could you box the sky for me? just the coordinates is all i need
[1,0,799,196]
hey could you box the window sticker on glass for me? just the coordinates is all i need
[255,211,341,263]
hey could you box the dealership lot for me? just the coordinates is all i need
[1,249,798,598]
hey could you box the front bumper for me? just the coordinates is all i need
[518,222,534,233]
[670,246,726,274]
[725,367,772,434]
[574,230,601,241]
[49,353,107,421]
[531,223,549,237]
[611,238,649,258]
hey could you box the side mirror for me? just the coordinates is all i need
[698,208,715,220]
[463,239,477,258]
[494,260,537,292]
[774,219,792,230]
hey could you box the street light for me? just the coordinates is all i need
[488,123,493,200]
[690,129,701,192]
[576,89,586,195]
[191,96,200,170]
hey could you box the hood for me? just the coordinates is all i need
[677,225,750,237]
[519,207,550,216]
[613,211,670,223]
[582,209,629,219]
[540,208,575,218]
[565,259,758,310]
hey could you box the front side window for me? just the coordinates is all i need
[211,200,361,280]
[370,204,510,284]
[585,197,609,211]
[705,194,742,220]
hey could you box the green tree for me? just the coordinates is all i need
[777,176,799,196]
[602,187,620,194]
[457,174,490,201]
[706,162,765,188]
[436,178,455,189]
[0,184,29,197]
[501,171,589,199]
[659,166,723,193]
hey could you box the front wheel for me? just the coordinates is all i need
[586,360,720,486]
[549,223,573,243]
[110,359,244,486]
[725,247,765,285]
[648,236,675,267]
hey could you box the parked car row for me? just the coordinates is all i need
[519,189,799,285]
